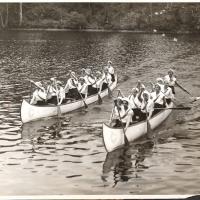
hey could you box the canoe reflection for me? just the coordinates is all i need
[102,140,154,186]
[21,117,63,150]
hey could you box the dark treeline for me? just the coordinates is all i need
[0,3,200,32]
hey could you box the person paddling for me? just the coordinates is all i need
[156,78,165,92]
[107,60,115,82]
[46,77,57,104]
[77,77,88,100]
[30,81,47,105]
[140,92,154,121]
[83,68,98,96]
[120,98,134,132]
[151,84,166,114]
[101,67,112,91]
[128,87,141,121]
[164,69,177,94]
[65,71,80,100]
[163,81,174,105]
[57,81,65,105]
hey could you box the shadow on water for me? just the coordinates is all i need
[102,140,154,187]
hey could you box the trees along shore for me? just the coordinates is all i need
[0,3,200,33]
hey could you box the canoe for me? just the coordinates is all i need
[103,101,173,152]
[21,76,117,123]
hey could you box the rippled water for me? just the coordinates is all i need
[0,30,199,195]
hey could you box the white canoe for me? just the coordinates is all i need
[21,76,117,123]
[103,102,173,152]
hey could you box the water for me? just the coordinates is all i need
[0,30,199,195]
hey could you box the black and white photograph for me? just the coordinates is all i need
[0,1,199,199]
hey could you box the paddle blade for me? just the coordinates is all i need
[98,94,102,105]
[83,101,88,109]
[108,87,112,98]
[57,106,61,118]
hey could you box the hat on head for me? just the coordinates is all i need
[156,77,164,84]
[108,60,112,64]
[85,68,91,75]
[168,68,174,74]
[57,81,62,86]
[132,87,139,92]
[70,71,77,79]
[140,84,145,89]
[50,77,56,82]
[96,71,102,75]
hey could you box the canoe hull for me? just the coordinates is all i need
[21,77,117,123]
[103,102,173,152]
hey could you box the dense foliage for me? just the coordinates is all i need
[0,3,200,32]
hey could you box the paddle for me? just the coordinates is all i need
[74,83,88,109]
[94,80,102,105]
[114,101,129,146]
[154,106,191,110]
[175,82,193,97]
[55,80,61,118]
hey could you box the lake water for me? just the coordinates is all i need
[0,30,199,196]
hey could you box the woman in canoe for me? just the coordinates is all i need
[46,77,58,104]
[83,68,98,96]
[101,67,112,91]
[111,97,133,132]
[65,71,80,100]
[30,80,47,105]
[140,92,154,121]
[164,69,176,94]
[77,77,88,100]
[107,60,115,82]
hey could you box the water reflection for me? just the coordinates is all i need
[102,141,154,187]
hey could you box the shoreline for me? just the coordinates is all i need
[6,28,199,34]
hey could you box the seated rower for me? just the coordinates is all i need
[65,71,80,100]
[107,60,115,82]
[140,92,154,121]
[164,68,176,94]
[120,98,134,132]
[46,77,57,104]
[156,78,165,92]
[128,87,141,121]
[112,97,133,132]
[57,81,65,105]
[151,84,166,115]
[83,68,98,96]
[30,80,47,105]
[163,82,174,105]
[101,67,112,91]
[77,77,88,100]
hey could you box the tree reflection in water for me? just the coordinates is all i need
[102,140,154,187]
[21,116,65,153]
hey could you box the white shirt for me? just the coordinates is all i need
[66,78,78,90]
[84,75,96,86]
[164,75,176,86]
[58,86,65,99]
[157,83,165,92]
[141,99,154,113]
[151,91,165,105]
[78,83,88,94]
[164,87,174,99]
[121,108,133,123]
[128,94,141,109]
[47,85,56,96]
[102,73,112,85]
